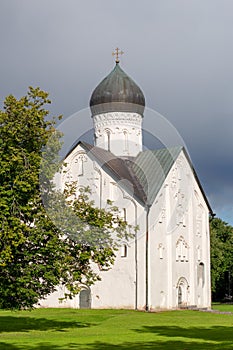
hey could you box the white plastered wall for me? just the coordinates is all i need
[40,143,146,309]
[93,112,143,157]
[40,148,211,310]
[148,150,211,310]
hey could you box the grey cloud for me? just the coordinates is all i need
[0,0,232,224]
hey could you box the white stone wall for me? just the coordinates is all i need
[148,151,211,310]
[93,112,143,157]
[40,143,145,309]
[40,148,211,310]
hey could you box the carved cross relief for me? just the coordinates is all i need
[75,153,87,176]
[175,190,186,226]
[176,236,189,262]
[196,205,203,236]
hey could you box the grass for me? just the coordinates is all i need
[212,303,233,312]
[0,307,232,350]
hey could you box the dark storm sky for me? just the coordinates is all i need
[0,0,232,224]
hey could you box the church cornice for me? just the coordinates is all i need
[93,112,142,128]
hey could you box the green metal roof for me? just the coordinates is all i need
[68,142,212,212]
[132,146,183,206]
[76,142,182,206]
[90,63,145,116]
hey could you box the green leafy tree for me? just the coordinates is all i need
[210,217,233,301]
[0,88,133,309]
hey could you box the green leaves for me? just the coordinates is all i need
[210,217,233,300]
[0,87,62,309]
[0,88,133,310]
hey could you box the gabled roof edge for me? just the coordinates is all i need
[181,147,213,215]
[79,142,147,206]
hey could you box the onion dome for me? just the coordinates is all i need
[90,63,145,117]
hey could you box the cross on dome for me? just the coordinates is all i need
[112,47,124,63]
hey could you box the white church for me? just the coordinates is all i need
[41,52,212,311]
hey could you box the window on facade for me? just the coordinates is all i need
[197,262,205,287]
[159,208,166,224]
[158,243,164,259]
[121,244,127,258]
[105,130,110,151]
[123,208,127,222]
[176,236,189,262]
[94,133,97,145]
[123,130,128,152]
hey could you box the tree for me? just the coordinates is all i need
[0,88,132,309]
[210,217,233,301]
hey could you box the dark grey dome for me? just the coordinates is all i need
[90,63,145,116]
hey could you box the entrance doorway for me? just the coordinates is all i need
[178,286,182,306]
[177,277,189,307]
[79,288,91,309]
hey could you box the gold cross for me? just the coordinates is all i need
[112,47,124,63]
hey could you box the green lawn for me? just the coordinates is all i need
[0,308,232,350]
[212,303,233,312]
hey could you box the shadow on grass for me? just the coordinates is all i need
[80,338,233,350]
[0,338,232,350]
[0,325,232,350]
[0,316,93,333]
[135,324,233,343]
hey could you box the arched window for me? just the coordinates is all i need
[158,243,164,259]
[159,208,166,223]
[197,262,205,287]
[105,130,111,151]
[121,244,127,258]
[122,208,127,222]
[123,130,128,152]
[94,133,97,146]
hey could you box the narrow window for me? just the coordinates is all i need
[123,130,128,151]
[79,157,84,176]
[180,241,185,262]
[158,243,164,259]
[178,241,182,260]
[94,133,97,146]
[107,131,110,151]
[197,262,205,287]
[123,208,127,222]
[121,244,127,258]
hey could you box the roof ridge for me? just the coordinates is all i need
[80,143,147,205]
